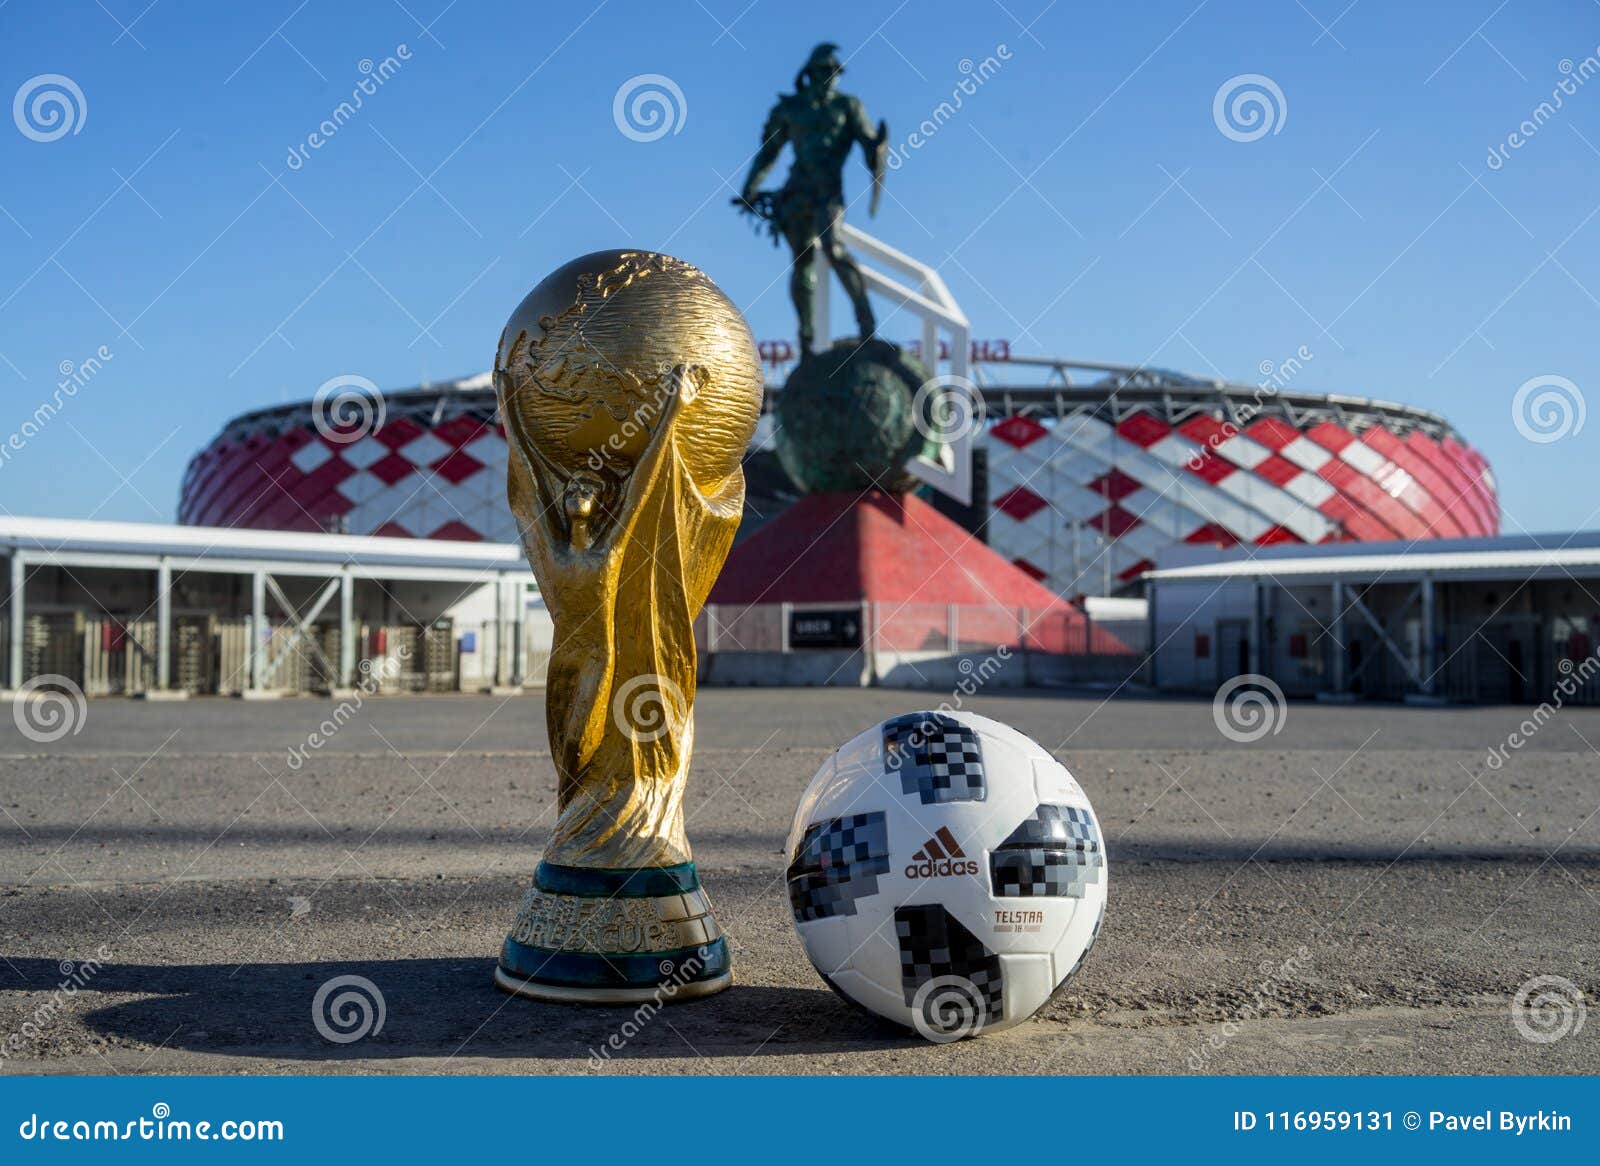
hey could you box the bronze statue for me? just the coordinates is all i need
[492,249,762,1003]
[735,42,888,351]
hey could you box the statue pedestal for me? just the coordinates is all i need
[774,338,932,495]
[703,491,1133,689]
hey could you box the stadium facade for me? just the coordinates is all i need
[179,358,1499,598]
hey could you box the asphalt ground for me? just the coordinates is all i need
[1,689,1596,1075]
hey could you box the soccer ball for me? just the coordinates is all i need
[785,710,1107,1041]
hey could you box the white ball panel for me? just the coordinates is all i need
[794,916,855,975]
[995,952,1054,1029]
[827,966,903,1025]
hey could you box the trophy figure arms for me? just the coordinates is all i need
[502,364,706,810]
[505,362,701,572]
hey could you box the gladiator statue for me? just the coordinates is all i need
[734,42,888,352]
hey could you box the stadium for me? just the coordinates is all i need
[178,353,1500,599]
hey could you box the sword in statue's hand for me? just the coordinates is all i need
[869,119,888,217]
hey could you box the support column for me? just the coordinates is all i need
[250,570,266,693]
[489,576,520,693]
[1249,579,1264,676]
[1330,580,1347,695]
[1420,574,1436,696]
[510,580,524,687]
[156,558,172,691]
[492,577,505,688]
[8,553,24,691]
[339,571,355,689]
[862,599,876,686]
[1146,585,1158,688]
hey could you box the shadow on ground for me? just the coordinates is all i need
[4,957,907,1062]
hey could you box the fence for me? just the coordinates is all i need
[698,601,1146,689]
[7,612,552,698]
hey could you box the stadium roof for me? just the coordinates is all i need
[1145,531,1600,584]
[206,360,1467,444]
[0,516,530,582]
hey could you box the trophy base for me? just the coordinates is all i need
[495,861,732,1005]
[493,965,732,1005]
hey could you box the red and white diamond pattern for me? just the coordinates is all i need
[180,399,1500,598]
[986,408,1499,595]
[178,414,519,542]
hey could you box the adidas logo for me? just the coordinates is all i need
[904,827,980,879]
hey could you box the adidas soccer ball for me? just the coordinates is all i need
[785,710,1107,1041]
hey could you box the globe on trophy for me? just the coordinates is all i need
[491,249,762,1003]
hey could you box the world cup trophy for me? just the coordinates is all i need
[491,250,762,1003]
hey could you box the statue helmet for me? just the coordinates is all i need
[795,42,843,90]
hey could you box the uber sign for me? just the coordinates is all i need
[788,609,863,650]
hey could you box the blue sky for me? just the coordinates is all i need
[1,0,1596,532]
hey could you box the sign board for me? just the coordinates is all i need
[788,608,863,650]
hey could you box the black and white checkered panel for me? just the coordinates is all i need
[787,812,891,922]
[990,804,1104,898]
[882,712,987,805]
[895,904,1004,1027]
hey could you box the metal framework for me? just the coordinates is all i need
[813,222,974,504]
[1148,534,1600,701]
[2,519,535,696]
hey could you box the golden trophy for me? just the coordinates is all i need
[491,250,762,1003]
